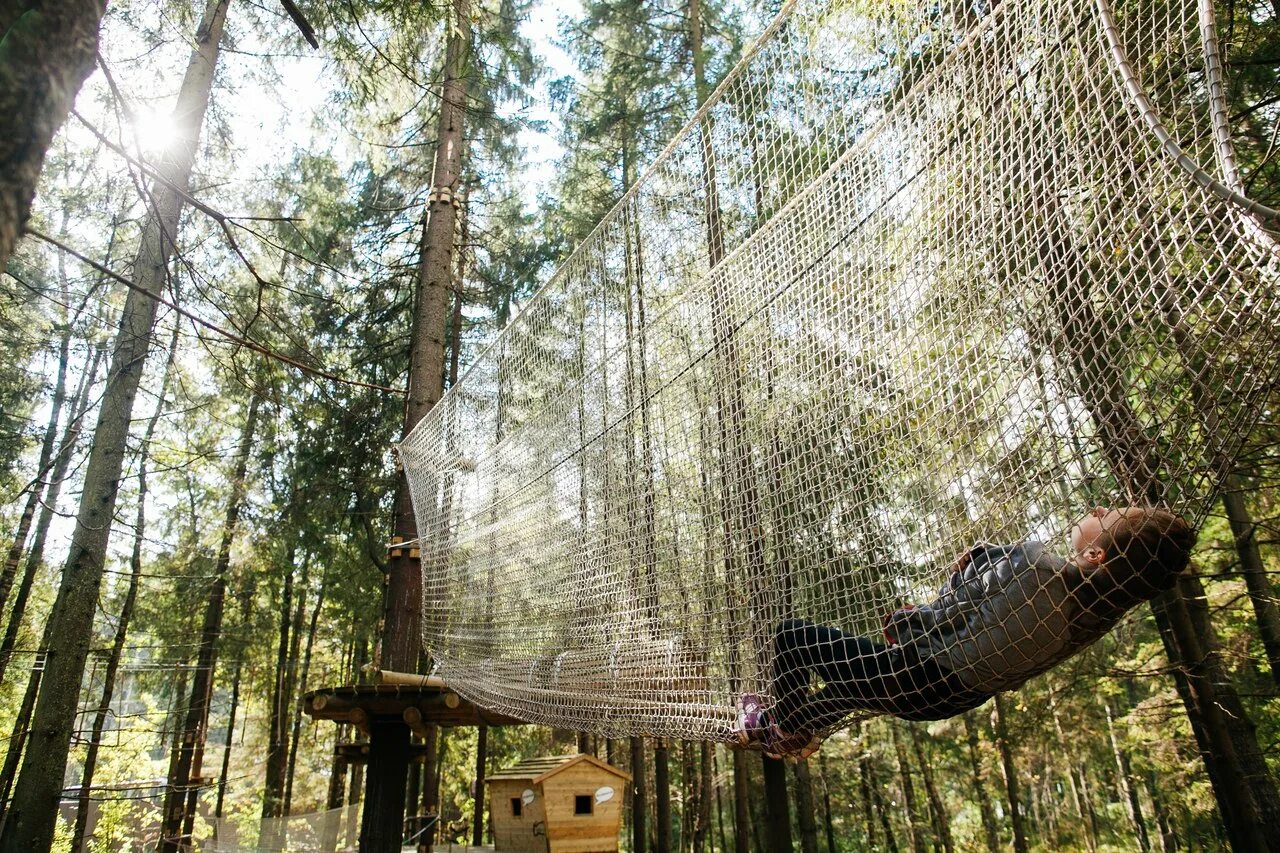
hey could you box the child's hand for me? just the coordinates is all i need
[883,604,915,644]
[952,544,982,574]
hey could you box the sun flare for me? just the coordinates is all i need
[131,108,177,156]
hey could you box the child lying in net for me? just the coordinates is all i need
[738,506,1194,759]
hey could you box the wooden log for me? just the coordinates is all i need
[368,667,447,688]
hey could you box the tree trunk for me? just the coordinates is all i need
[420,724,440,849]
[909,723,954,853]
[1104,696,1151,852]
[991,695,1028,853]
[857,747,877,849]
[712,747,728,853]
[891,725,927,853]
[347,755,365,848]
[1145,770,1177,853]
[322,738,348,853]
[71,326,177,853]
[158,391,259,852]
[472,724,487,845]
[366,0,468,848]
[791,759,820,853]
[631,736,648,853]
[1221,479,1280,687]
[0,312,72,616]
[263,542,296,820]
[1047,688,1097,852]
[0,0,107,269]
[693,742,711,852]
[284,574,327,814]
[214,644,244,820]
[962,711,1001,853]
[760,756,792,852]
[0,339,104,686]
[1151,577,1280,850]
[0,622,52,827]
[866,757,899,853]
[817,750,836,853]
[0,0,230,846]
[731,751,749,853]
[654,740,671,853]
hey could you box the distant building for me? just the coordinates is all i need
[486,753,631,853]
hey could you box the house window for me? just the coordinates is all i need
[511,797,523,817]
[575,795,593,815]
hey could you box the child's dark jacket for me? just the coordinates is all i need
[886,543,1118,694]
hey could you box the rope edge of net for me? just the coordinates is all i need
[1094,0,1280,224]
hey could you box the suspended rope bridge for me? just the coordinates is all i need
[399,0,1280,743]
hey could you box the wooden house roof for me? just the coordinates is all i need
[486,753,632,784]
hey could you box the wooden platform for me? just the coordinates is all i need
[303,683,527,731]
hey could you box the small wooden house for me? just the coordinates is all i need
[487,753,631,853]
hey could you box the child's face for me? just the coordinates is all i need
[1070,506,1133,566]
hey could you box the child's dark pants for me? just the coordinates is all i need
[771,619,990,730]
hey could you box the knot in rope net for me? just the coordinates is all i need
[399,0,1280,743]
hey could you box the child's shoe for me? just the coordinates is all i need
[735,694,821,760]
[735,693,769,746]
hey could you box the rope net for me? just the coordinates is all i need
[400,0,1280,743]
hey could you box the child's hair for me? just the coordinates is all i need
[1095,507,1195,601]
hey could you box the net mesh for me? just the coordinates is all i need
[399,0,1280,744]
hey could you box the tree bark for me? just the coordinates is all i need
[655,740,671,853]
[693,741,712,852]
[1220,479,1280,687]
[0,3,230,847]
[731,751,749,853]
[1048,688,1097,852]
[71,325,177,853]
[0,0,107,270]
[712,748,728,853]
[962,711,1001,853]
[631,736,648,853]
[1104,696,1151,852]
[420,724,440,849]
[891,724,927,853]
[991,695,1028,853]
[791,758,820,853]
[0,307,72,616]
[857,747,877,849]
[472,724,487,845]
[817,749,837,853]
[321,742,347,852]
[0,338,104,685]
[284,573,327,814]
[866,756,899,853]
[761,756,792,852]
[0,618,52,828]
[214,627,245,820]
[909,723,954,853]
[346,754,364,847]
[365,1,468,848]
[263,542,296,820]
[158,391,259,852]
